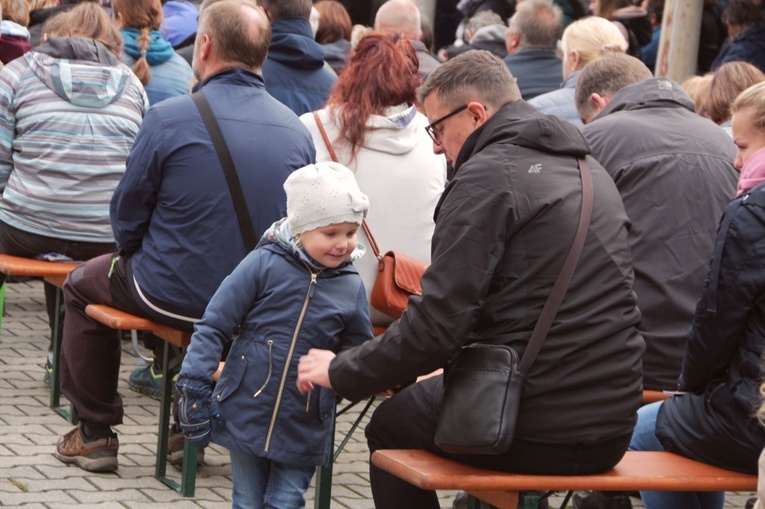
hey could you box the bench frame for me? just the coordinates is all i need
[372,449,758,509]
[0,255,81,422]
[84,304,197,497]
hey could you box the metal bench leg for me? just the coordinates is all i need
[314,396,377,509]
[49,285,77,423]
[156,340,196,497]
[314,416,334,509]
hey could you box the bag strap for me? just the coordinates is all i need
[312,110,384,263]
[518,157,593,374]
[192,91,258,251]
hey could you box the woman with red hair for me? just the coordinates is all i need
[301,32,446,329]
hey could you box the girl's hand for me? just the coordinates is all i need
[297,349,336,394]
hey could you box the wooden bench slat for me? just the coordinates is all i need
[371,450,757,492]
[85,304,191,348]
[642,390,671,403]
[0,254,79,277]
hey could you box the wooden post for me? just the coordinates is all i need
[655,0,704,81]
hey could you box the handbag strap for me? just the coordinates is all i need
[312,110,384,262]
[518,157,593,374]
[192,91,258,251]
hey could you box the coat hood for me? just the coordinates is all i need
[595,77,695,120]
[455,99,589,171]
[344,103,423,156]
[268,17,325,70]
[471,24,507,44]
[30,37,131,108]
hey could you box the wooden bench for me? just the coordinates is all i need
[643,389,671,404]
[84,304,196,497]
[0,254,81,421]
[372,449,757,509]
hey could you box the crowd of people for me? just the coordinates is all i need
[0,0,764,507]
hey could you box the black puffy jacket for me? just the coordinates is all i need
[330,100,646,445]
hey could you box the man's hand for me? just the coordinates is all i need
[297,349,336,394]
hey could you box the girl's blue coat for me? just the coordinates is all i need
[179,235,373,466]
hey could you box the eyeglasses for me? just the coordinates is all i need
[424,104,489,145]
[425,105,468,145]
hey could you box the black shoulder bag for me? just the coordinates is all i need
[191,91,257,250]
[434,157,594,455]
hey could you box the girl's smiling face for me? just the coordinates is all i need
[299,222,359,268]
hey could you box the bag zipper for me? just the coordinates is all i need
[264,268,319,452]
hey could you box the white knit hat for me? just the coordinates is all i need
[285,162,370,236]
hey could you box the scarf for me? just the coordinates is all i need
[120,28,174,66]
[737,146,765,196]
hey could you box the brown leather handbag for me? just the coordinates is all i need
[361,221,427,319]
[312,111,428,318]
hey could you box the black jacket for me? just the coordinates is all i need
[583,78,738,390]
[330,101,645,445]
[656,184,765,474]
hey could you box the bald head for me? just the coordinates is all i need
[375,0,421,40]
[194,0,271,79]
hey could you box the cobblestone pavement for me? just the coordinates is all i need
[0,280,755,508]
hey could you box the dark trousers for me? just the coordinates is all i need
[0,221,115,350]
[60,253,194,426]
[365,376,633,509]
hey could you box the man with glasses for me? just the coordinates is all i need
[298,50,646,509]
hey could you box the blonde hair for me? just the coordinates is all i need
[561,16,627,68]
[681,74,714,115]
[707,62,765,125]
[731,81,765,133]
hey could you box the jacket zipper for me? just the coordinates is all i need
[264,269,318,452]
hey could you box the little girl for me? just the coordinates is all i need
[176,162,373,509]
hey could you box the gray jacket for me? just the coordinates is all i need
[583,77,738,390]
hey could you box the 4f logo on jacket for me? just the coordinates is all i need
[528,163,542,173]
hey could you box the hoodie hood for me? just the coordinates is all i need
[121,28,175,66]
[262,218,366,270]
[31,37,132,108]
[0,20,29,38]
[594,77,695,121]
[470,24,507,44]
[338,103,422,156]
[455,100,589,171]
[268,17,325,70]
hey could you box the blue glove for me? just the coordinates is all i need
[175,378,217,448]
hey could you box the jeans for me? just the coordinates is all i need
[629,401,724,509]
[0,221,114,350]
[365,376,633,509]
[229,448,315,509]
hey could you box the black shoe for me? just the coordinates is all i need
[573,491,633,509]
[745,497,756,509]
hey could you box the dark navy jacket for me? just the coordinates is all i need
[503,49,562,100]
[180,232,373,466]
[110,68,315,324]
[262,17,336,116]
[711,24,765,73]
[656,184,765,474]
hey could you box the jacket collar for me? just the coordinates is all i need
[198,67,265,90]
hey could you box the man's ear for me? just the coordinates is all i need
[505,31,520,54]
[198,33,212,61]
[583,92,611,124]
[466,101,490,127]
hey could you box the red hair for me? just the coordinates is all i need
[327,32,421,159]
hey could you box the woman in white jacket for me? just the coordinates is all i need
[301,32,446,328]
